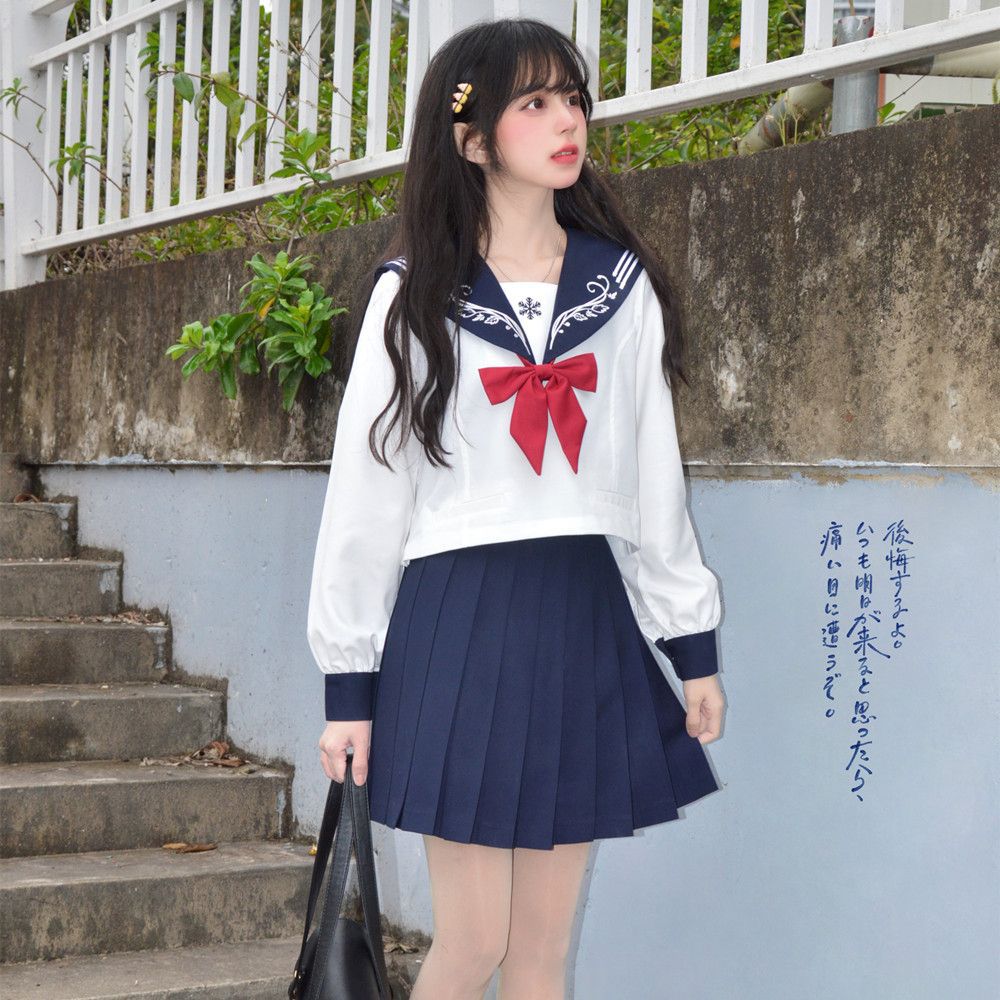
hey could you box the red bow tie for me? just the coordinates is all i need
[478,352,598,475]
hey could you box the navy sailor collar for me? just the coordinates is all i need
[373,225,643,364]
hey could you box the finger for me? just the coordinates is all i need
[349,740,370,786]
[318,739,338,781]
[696,710,721,743]
[333,745,348,783]
[320,742,347,783]
[686,699,704,736]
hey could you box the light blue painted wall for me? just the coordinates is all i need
[39,463,999,1000]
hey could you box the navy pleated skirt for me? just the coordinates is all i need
[365,533,720,850]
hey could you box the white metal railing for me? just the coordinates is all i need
[1,0,998,289]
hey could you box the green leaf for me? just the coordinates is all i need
[226,311,258,340]
[180,354,204,377]
[306,355,332,377]
[192,82,210,116]
[219,356,237,399]
[239,341,261,374]
[182,321,205,347]
[172,72,195,102]
[281,366,305,410]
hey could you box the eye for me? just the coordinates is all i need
[524,91,582,110]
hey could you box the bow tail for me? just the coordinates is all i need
[509,379,550,475]
[547,380,588,473]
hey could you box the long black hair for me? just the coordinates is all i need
[351,17,691,471]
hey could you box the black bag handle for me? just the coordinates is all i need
[347,753,393,993]
[302,775,357,1000]
[290,750,393,999]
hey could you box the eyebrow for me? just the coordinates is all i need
[522,84,579,97]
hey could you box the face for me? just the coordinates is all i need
[458,75,587,190]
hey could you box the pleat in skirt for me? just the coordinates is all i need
[365,533,720,850]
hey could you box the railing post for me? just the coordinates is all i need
[0,2,73,290]
[428,1,574,56]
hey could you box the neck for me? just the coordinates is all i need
[477,188,564,265]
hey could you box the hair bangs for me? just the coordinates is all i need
[507,40,589,111]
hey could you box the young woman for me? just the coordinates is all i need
[306,17,726,999]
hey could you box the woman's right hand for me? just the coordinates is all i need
[319,720,371,785]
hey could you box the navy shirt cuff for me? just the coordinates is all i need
[655,628,719,681]
[324,671,377,721]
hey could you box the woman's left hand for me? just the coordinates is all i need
[682,675,725,744]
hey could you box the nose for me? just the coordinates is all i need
[556,97,579,128]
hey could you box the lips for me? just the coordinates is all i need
[552,146,579,160]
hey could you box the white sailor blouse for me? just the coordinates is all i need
[307,225,723,721]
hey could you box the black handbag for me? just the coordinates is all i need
[288,749,394,1000]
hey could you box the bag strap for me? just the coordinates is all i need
[290,750,394,1000]
[347,754,393,996]
[289,770,346,995]
[302,775,357,1000]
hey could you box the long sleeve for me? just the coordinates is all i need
[306,269,419,720]
[609,269,723,682]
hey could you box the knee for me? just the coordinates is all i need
[433,928,509,982]
[499,928,573,973]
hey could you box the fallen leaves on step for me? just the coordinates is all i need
[184,739,249,768]
[138,739,262,775]
[382,935,421,955]
[2,610,167,625]
[162,841,219,853]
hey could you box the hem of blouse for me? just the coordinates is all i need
[400,512,640,563]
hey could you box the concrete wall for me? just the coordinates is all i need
[3,105,998,998]
[3,108,997,468]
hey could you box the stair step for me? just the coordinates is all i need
[0,935,422,999]
[0,758,290,858]
[0,682,223,763]
[0,500,77,560]
[0,559,121,617]
[0,936,304,1000]
[0,619,170,685]
[0,839,314,964]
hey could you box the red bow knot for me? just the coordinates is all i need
[478,352,598,475]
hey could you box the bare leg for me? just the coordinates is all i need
[410,833,514,1000]
[496,840,592,1000]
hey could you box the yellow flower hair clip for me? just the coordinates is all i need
[451,81,473,114]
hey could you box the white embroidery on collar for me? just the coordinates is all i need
[548,275,616,353]
[456,289,532,356]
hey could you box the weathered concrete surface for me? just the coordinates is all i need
[0,839,313,962]
[0,558,122,616]
[0,105,996,467]
[610,104,999,467]
[0,757,288,855]
[0,682,223,764]
[0,619,170,684]
[0,498,76,557]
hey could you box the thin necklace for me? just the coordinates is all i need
[485,228,566,284]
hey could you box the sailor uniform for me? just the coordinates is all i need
[306,225,723,848]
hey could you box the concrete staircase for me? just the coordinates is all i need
[0,475,418,998]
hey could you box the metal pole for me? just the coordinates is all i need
[831,15,880,134]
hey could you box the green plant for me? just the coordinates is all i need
[877,101,909,124]
[154,40,355,412]
[165,249,344,410]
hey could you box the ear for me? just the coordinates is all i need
[453,121,487,165]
